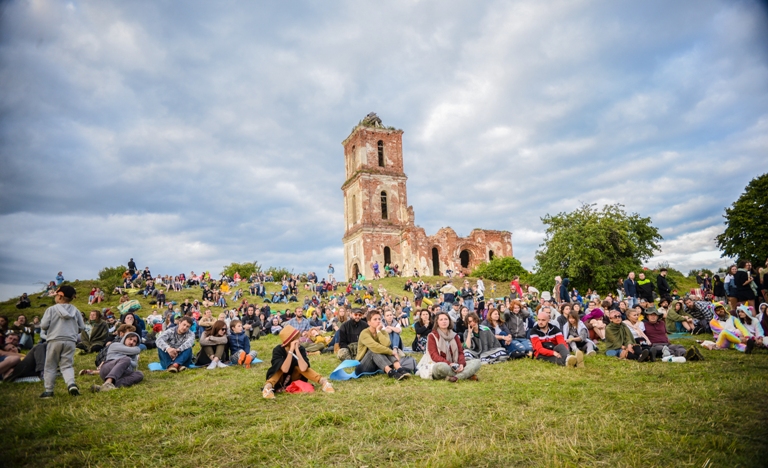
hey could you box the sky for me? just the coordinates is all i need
[1,0,767,300]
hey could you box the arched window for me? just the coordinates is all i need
[489,250,495,261]
[432,247,440,276]
[460,250,470,268]
[383,246,391,265]
[380,191,388,220]
[377,140,384,167]
[351,195,357,225]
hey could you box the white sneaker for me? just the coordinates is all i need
[207,361,217,370]
[217,361,229,368]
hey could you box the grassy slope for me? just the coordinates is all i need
[1,277,767,468]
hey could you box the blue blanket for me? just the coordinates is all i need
[147,357,264,371]
[329,359,383,381]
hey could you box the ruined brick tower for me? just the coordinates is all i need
[342,113,513,280]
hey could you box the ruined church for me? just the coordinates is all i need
[341,113,513,280]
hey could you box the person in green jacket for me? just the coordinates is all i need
[665,300,694,333]
[604,310,651,362]
[355,309,410,380]
[77,310,109,354]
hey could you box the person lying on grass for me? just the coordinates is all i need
[428,311,481,382]
[354,309,410,380]
[604,310,651,362]
[156,316,195,372]
[736,306,766,350]
[91,331,144,393]
[77,310,109,354]
[198,320,230,369]
[79,324,135,376]
[228,320,258,368]
[262,324,334,399]
[531,310,584,368]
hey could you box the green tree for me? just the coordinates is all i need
[715,173,768,265]
[471,256,529,282]
[221,261,261,279]
[533,203,661,293]
[98,265,127,289]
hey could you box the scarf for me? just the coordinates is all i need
[437,328,459,363]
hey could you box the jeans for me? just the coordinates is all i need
[389,332,401,350]
[510,338,533,354]
[606,349,622,357]
[463,299,474,312]
[158,347,193,369]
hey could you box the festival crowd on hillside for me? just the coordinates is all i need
[1,257,766,399]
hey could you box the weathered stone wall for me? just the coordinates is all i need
[341,118,513,280]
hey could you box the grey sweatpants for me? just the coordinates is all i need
[99,356,144,388]
[431,360,482,380]
[44,340,76,392]
[356,350,397,373]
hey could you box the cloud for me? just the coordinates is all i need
[1,0,767,299]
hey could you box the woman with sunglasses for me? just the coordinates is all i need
[604,311,651,362]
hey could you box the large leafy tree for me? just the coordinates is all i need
[471,256,529,282]
[715,173,768,266]
[534,203,661,293]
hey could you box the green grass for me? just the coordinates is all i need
[1,278,767,467]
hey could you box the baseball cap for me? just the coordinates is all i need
[56,285,76,299]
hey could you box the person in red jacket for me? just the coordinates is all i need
[530,311,583,368]
[426,312,481,382]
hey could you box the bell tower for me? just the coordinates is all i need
[341,113,410,280]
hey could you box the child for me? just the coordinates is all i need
[40,285,86,398]
[228,320,258,368]
[262,325,334,399]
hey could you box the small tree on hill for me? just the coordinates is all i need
[715,173,768,265]
[221,261,261,279]
[98,265,127,289]
[471,256,529,282]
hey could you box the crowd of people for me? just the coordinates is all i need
[1,257,766,399]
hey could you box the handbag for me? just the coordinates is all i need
[416,352,434,379]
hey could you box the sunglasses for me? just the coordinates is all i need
[610,315,621,319]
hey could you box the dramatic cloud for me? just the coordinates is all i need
[1,0,767,299]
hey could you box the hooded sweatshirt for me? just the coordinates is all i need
[41,303,85,342]
[105,332,142,371]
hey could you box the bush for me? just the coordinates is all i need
[471,257,529,283]
[98,265,127,289]
[221,261,261,279]
[264,266,294,281]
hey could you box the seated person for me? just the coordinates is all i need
[666,300,695,333]
[16,293,31,309]
[242,305,262,340]
[287,308,313,332]
[228,320,258,368]
[266,315,283,335]
[355,309,410,380]
[197,320,230,369]
[77,310,109,354]
[156,316,195,372]
[428,312,481,382]
[531,311,583,367]
[481,308,514,355]
[462,312,509,364]
[642,306,689,361]
[503,300,533,358]
[604,310,651,361]
[624,305,654,359]
[737,305,766,351]
[708,303,754,353]
[91,331,144,392]
[561,310,597,355]
[337,308,368,361]
[381,308,403,350]
[9,314,34,349]
[412,309,433,353]
[581,302,606,340]
[299,329,329,354]
[262,325,334,399]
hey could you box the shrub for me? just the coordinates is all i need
[221,262,261,279]
[98,265,127,289]
[471,257,529,283]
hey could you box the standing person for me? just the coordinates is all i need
[460,280,474,313]
[553,277,562,306]
[656,268,672,303]
[127,258,137,275]
[559,278,571,305]
[636,272,655,304]
[733,260,757,310]
[40,285,86,398]
[327,264,335,282]
[439,280,458,312]
[262,325,334,399]
[427,312,481,381]
[55,272,65,285]
[623,272,638,308]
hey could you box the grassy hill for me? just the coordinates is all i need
[1,276,766,467]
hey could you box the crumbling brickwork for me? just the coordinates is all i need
[341,114,513,280]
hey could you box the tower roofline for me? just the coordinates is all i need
[342,124,403,146]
